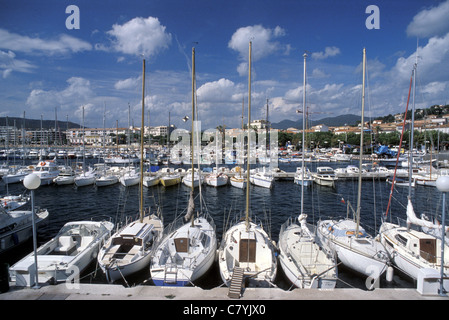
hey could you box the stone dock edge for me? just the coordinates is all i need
[0,283,447,300]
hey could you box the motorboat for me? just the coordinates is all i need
[32,160,60,185]
[0,194,29,211]
[104,155,139,165]
[2,167,32,184]
[0,207,49,255]
[294,167,313,186]
[312,167,337,187]
[9,220,114,287]
[98,214,163,283]
[53,166,76,185]
[330,153,352,162]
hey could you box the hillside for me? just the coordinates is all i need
[271,114,363,130]
[0,117,80,130]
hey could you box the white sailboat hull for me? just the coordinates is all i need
[98,215,163,283]
[317,219,389,282]
[100,250,152,283]
[75,175,96,187]
[143,176,159,187]
[205,174,228,187]
[250,174,273,189]
[218,221,277,287]
[230,177,246,189]
[119,174,140,187]
[150,216,217,286]
[54,176,75,185]
[278,221,337,289]
[95,176,119,187]
[379,221,449,281]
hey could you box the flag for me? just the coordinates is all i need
[341,198,345,204]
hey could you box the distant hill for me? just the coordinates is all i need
[271,114,364,130]
[0,117,80,130]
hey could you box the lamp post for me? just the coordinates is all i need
[436,175,449,297]
[23,173,41,289]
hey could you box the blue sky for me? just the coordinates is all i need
[1,0,449,130]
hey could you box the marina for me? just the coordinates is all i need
[0,153,448,299]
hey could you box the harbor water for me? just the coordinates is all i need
[1,159,444,291]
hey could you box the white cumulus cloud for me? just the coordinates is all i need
[114,76,142,90]
[26,77,94,113]
[228,25,288,76]
[406,0,449,38]
[107,16,172,57]
[311,46,341,60]
[0,29,92,55]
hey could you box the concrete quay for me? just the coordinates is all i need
[0,283,447,300]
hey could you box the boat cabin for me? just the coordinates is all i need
[111,222,155,258]
[239,231,257,263]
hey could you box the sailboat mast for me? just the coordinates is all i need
[356,48,366,237]
[246,41,252,229]
[140,59,145,223]
[191,47,195,192]
[409,60,417,197]
[301,53,307,216]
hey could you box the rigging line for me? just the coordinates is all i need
[385,70,414,220]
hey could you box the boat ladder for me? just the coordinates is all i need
[228,267,244,299]
[164,263,178,285]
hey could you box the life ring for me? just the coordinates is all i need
[40,161,46,166]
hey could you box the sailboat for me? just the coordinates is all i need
[218,42,277,292]
[278,53,338,289]
[205,131,229,187]
[230,166,246,189]
[150,47,217,286]
[230,101,247,189]
[74,106,96,187]
[378,57,449,285]
[317,49,390,285]
[97,59,163,283]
